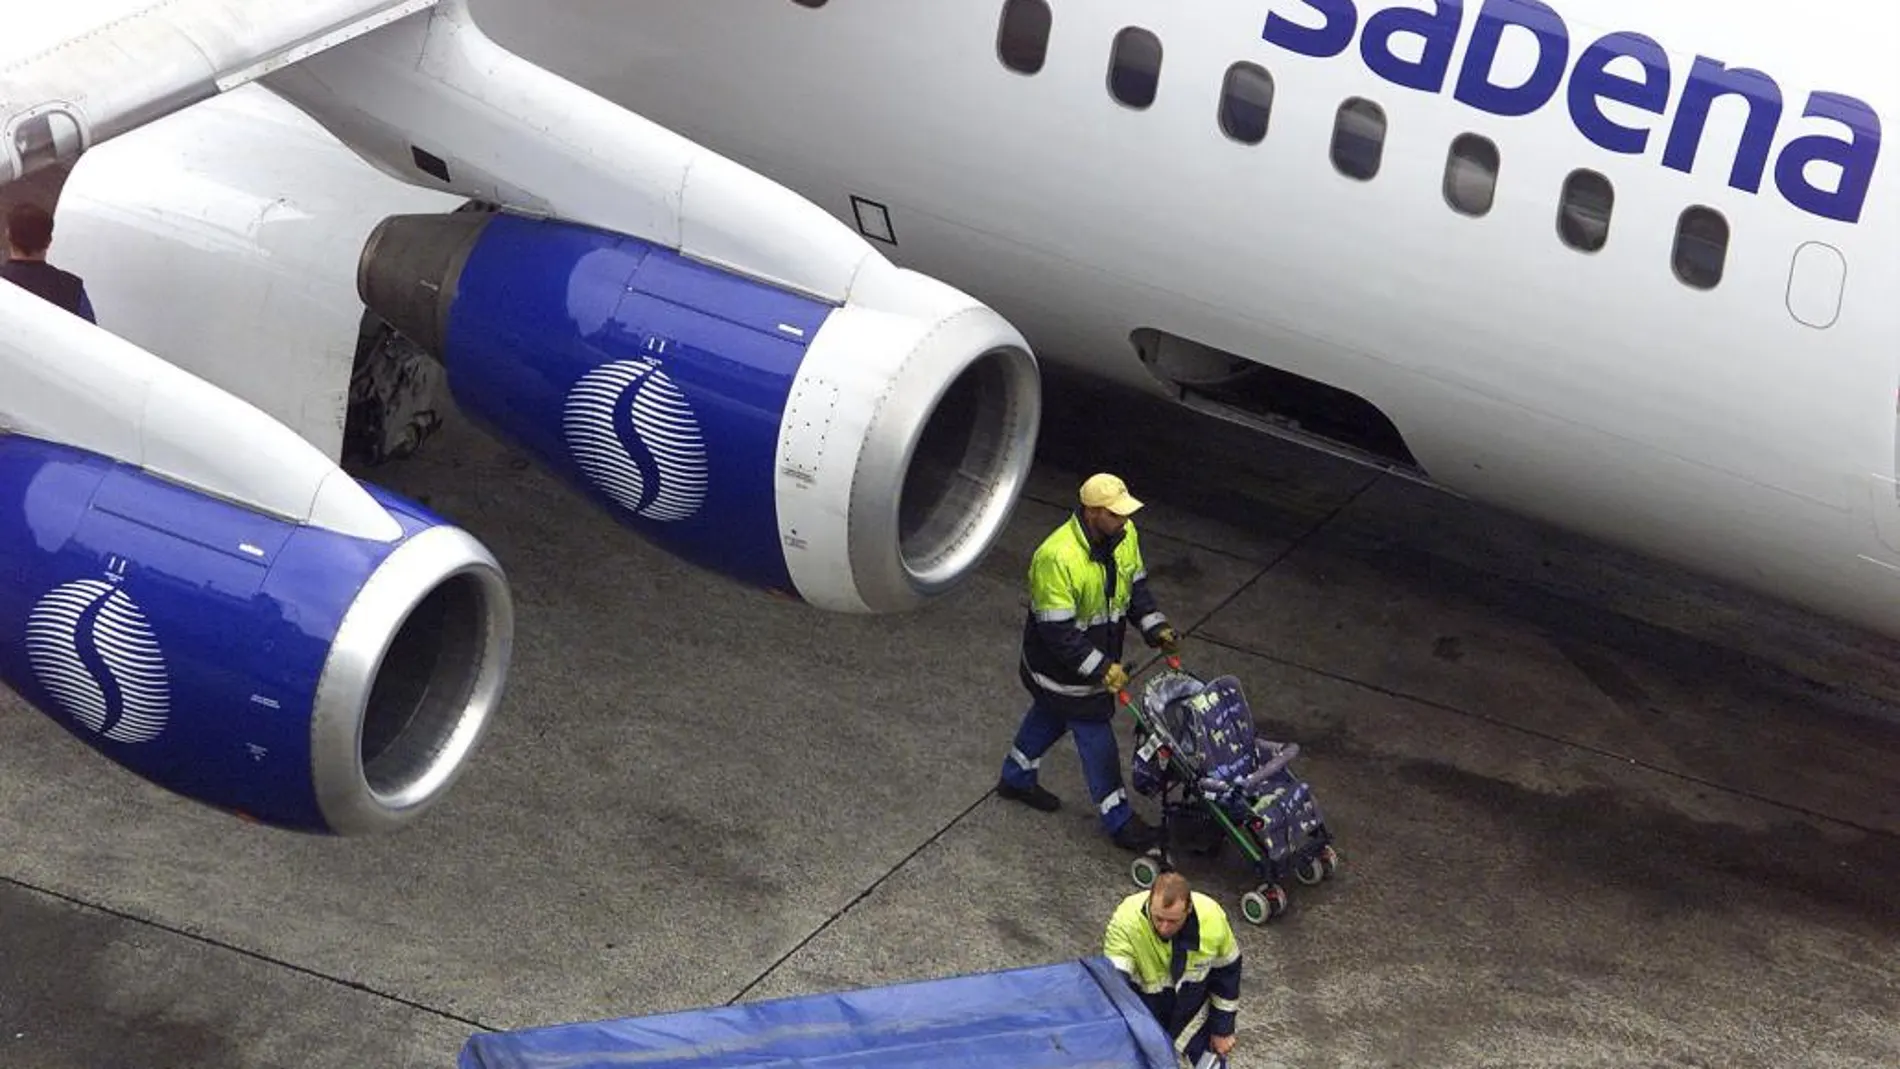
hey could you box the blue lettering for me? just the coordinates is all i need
[1263,0,1358,58]
[1260,0,1885,224]
[1663,58,1781,193]
[1567,32,1669,155]
[1775,93,1882,225]
[1360,1,1461,92]
[1452,0,1569,117]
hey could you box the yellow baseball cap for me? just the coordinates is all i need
[1079,473,1142,516]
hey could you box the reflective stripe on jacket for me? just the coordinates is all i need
[1018,512,1167,719]
[1103,890,1242,1041]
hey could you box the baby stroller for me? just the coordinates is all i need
[1118,658,1339,925]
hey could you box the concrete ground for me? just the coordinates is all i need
[2,371,1897,1068]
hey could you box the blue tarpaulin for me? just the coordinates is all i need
[457,956,1180,1068]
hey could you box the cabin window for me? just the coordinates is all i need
[1108,27,1163,109]
[1673,206,1728,289]
[1330,98,1385,180]
[1218,63,1275,144]
[1443,134,1499,217]
[1558,169,1614,252]
[997,0,1052,75]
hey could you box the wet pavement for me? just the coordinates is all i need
[2,369,1896,1068]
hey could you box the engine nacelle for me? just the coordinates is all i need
[358,210,1042,613]
[0,437,512,834]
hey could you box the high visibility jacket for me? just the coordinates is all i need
[1019,512,1167,720]
[1103,890,1242,1042]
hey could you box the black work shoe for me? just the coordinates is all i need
[997,781,1061,812]
[1111,815,1160,851]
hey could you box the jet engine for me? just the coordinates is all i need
[0,437,512,834]
[356,209,1041,612]
[0,277,513,835]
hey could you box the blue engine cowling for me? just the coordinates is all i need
[356,209,1041,613]
[0,436,512,834]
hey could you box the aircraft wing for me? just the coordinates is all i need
[1,0,439,187]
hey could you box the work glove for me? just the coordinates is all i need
[1101,662,1130,693]
[1150,626,1180,654]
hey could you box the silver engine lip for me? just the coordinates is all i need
[847,309,1042,608]
[309,525,514,835]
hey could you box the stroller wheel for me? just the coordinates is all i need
[1239,884,1288,925]
[1295,856,1326,886]
[1130,852,1163,890]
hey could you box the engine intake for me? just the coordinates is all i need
[358,209,1041,613]
[0,437,513,834]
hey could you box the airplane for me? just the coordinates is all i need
[0,0,1892,836]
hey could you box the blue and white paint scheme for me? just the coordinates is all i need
[355,203,1041,613]
[26,573,170,746]
[1257,0,1883,223]
[452,0,1900,642]
[563,359,710,524]
[5,0,1899,802]
[253,7,1045,615]
[0,282,513,834]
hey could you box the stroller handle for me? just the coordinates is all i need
[1113,653,1183,704]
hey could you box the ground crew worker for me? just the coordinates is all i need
[996,472,1178,851]
[1103,872,1241,1067]
[1,202,95,323]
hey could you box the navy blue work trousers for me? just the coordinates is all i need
[1000,695,1132,834]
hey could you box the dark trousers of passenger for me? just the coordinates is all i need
[999,695,1131,834]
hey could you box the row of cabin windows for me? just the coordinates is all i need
[1327,100,1728,289]
[794,1,1734,291]
[986,0,1732,291]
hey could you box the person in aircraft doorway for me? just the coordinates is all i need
[996,472,1179,851]
[1,202,96,323]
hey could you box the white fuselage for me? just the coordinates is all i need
[464,0,1900,638]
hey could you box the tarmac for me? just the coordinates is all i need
[1,368,1898,1068]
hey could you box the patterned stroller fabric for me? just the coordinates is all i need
[1132,672,1326,867]
[1132,670,1206,794]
